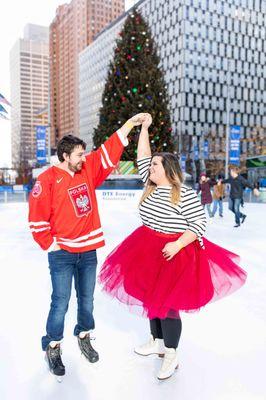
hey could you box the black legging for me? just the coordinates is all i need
[150,318,182,349]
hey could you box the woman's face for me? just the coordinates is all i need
[149,156,169,185]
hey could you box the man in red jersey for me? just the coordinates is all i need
[29,113,149,379]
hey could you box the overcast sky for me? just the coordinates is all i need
[0,0,137,167]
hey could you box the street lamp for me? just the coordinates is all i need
[225,58,231,179]
[225,9,245,178]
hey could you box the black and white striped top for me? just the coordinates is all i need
[137,157,207,247]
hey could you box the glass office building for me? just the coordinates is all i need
[79,0,266,161]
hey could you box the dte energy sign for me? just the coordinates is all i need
[36,126,46,165]
[229,126,241,165]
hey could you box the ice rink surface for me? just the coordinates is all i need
[0,193,265,400]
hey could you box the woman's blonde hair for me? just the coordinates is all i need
[139,152,184,205]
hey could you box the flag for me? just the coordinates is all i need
[0,93,11,106]
[0,112,9,120]
[0,104,8,114]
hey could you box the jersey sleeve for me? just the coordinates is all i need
[137,157,152,183]
[181,188,207,239]
[28,173,55,251]
[85,130,127,188]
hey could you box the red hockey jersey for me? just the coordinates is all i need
[28,131,126,253]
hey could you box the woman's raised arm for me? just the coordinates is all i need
[137,113,152,159]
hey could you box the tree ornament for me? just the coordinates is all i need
[132,87,138,93]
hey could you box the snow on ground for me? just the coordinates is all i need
[0,194,266,400]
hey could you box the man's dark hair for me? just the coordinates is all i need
[57,135,86,162]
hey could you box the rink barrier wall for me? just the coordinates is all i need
[0,184,265,204]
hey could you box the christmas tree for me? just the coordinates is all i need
[93,9,173,160]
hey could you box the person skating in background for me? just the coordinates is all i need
[197,172,215,218]
[99,114,247,381]
[28,113,146,380]
[212,176,225,217]
[221,166,259,228]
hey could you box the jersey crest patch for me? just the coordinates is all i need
[68,184,92,217]
[32,181,42,198]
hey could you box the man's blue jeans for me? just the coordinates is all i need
[42,249,97,351]
[228,198,245,225]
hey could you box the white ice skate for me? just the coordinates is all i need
[157,347,178,380]
[134,335,165,357]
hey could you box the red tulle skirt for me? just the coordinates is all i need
[99,226,247,319]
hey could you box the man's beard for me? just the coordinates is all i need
[68,161,82,172]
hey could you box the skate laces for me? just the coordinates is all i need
[49,346,64,368]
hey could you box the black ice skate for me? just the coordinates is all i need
[78,333,99,363]
[45,344,65,382]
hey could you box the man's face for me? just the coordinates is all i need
[65,145,86,172]
[230,169,238,178]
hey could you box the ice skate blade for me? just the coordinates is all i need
[45,357,65,382]
[48,370,64,382]
[157,365,179,381]
[134,350,165,358]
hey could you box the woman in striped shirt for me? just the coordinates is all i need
[99,114,246,380]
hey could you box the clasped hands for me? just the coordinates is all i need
[127,113,152,129]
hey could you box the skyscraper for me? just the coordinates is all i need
[49,0,125,149]
[10,24,49,167]
[79,0,266,169]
